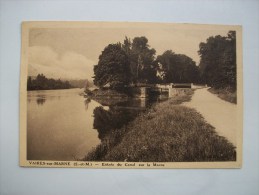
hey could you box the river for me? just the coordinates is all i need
[27,88,167,161]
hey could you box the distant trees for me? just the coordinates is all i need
[198,31,236,90]
[27,74,72,90]
[156,50,200,83]
[93,44,131,89]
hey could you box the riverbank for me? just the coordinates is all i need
[86,88,129,98]
[208,87,237,104]
[84,88,130,106]
[84,89,236,162]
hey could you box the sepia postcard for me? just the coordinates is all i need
[20,21,243,168]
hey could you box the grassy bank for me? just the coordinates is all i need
[84,88,130,106]
[86,88,129,98]
[208,88,237,104]
[84,89,236,162]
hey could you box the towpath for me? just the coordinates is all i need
[183,88,237,146]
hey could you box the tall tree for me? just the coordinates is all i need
[198,31,236,90]
[122,36,157,84]
[93,43,131,89]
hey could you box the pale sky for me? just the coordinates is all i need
[28,22,234,80]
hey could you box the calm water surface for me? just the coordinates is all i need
[27,88,167,161]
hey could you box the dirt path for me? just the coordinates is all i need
[183,88,237,146]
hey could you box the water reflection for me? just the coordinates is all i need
[84,98,91,110]
[92,94,168,141]
[36,97,46,105]
[27,88,168,161]
[93,106,139,140]
[27,88,101,161]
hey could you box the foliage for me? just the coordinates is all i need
[198,31,236,90]
[156,50,200,83]
[93,44,131,89]
[94,36,158,87]
[27,74,72,90]
[93,32,236,89]
[129,36,158,83]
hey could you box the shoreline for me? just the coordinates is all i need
[83,89,236,162]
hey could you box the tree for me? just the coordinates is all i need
[156,50,199,83]
[122,36,158,84]
[198,31,236,90]
[93,44,131,89]
[122,36,131,56]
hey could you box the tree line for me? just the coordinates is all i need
[93,31,236,91]
[93,36,200,88]
[27,74,73,90]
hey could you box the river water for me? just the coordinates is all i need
[27,88,167,161]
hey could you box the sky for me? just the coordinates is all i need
[28,22,234,80]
